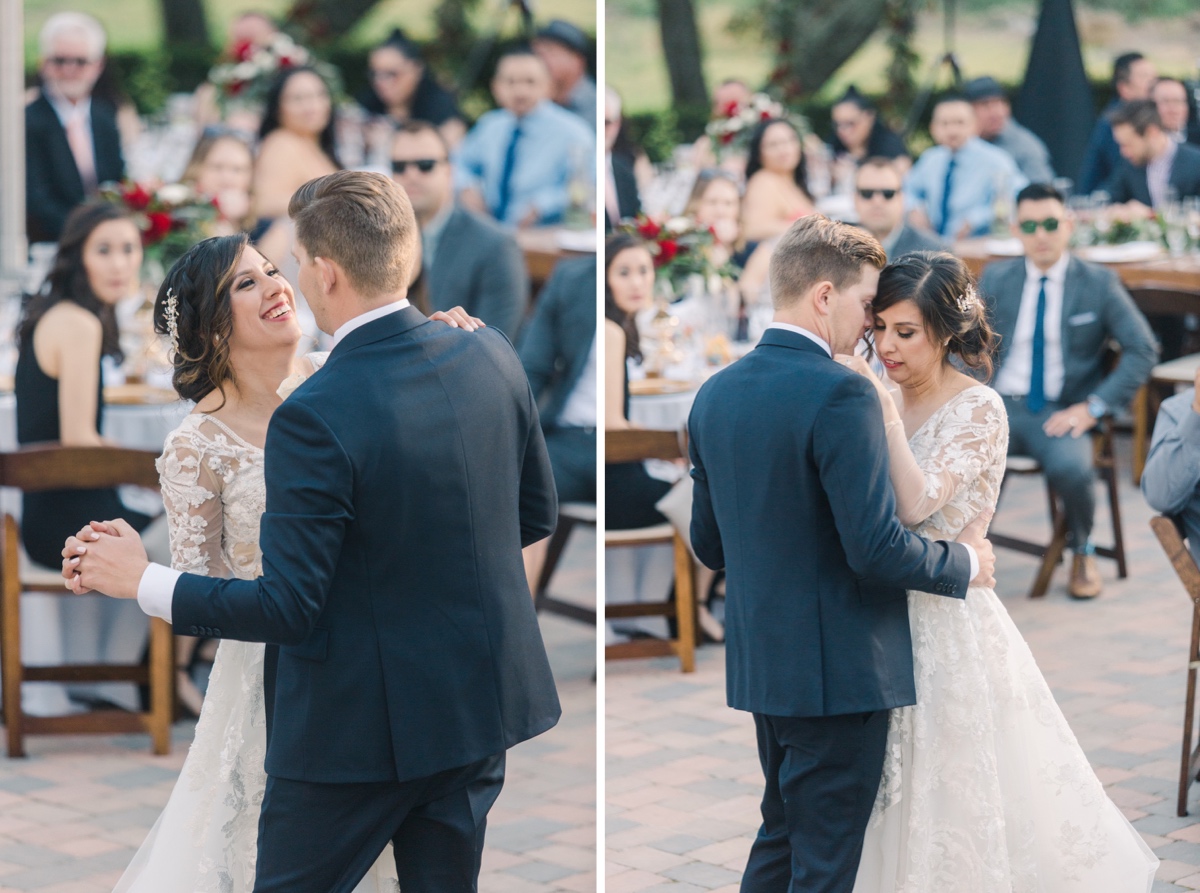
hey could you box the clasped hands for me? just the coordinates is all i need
[61,519,148,600]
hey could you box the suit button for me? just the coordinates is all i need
[213,629,221,637]
[189,626,198,635]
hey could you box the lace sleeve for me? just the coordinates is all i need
[156,425,231,578]
[887,388,1009,527]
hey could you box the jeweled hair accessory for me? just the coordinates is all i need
[955,285,979,313]
[164,288,180,353]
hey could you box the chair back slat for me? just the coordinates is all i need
[605,428,687,464]
[0,444,161,492]
[1151,515,1200,605]
[1129,284,1200,318]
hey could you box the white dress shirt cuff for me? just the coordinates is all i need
[137,563,180,623]
[962,544,979,584]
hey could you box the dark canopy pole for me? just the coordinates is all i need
[1014,0,1093,187]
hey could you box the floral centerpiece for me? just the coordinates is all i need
[207,32,342,113]
[621,215,734,295]
[99,180,217,272]
[705,92,797,160]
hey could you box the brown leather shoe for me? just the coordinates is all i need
[1068,554,1102,599]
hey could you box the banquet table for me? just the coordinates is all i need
[516,226,597,294]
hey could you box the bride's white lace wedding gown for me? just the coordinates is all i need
[114,357,398,892]
[853,385,1158,893]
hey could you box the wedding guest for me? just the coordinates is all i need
[905,95,1026,239]
[981,183,1156,598]
[854,158,946,260]
[604,234,672,530]
[741,118,815,243]
[690,79,755,173]
[26,12,124,243]
[605,86,640,230]
[455,47,593,227]
[964,75,1055,184]
[391,121,528,338]
[357,29,465,149]
[181,132,255,236]
[1106,100,1200,211]
[533,19,596,128]
[1142,366,1200,565]
[1079,52,1157,195]
[828,86,910,190]
[15,202,171,709]
[1153,78,1200,147]
[684,169,744,268]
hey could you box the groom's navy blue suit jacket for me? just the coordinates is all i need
[172,306,561,783]
[688,328,972,719]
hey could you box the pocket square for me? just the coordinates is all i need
[1068,311,1098,326]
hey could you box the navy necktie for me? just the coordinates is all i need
[1028,276,1049,413]
[938,155,956,237]
[495,122,523,223]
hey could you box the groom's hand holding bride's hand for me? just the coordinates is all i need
[60,519,148,600]
[956,508,996,588]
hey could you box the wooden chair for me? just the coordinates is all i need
[534,501,597,624]
[989,418,1127,598]
[1149,514,1200,816]
[604,428,695,672]
[0,445,174,757]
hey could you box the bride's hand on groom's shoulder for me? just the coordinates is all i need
[430,307,484,332]
[834,354,873,378]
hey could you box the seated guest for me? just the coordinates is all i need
[1106,99,1200,210]
[1153,77,1200,147]
[1143,366,1200,565]
[981,183,1156,598]
[828,86,910,190]
[605,86,640,230]
[742,118,815,243]
[1079,52,1157,195]
[905,95,1027,240]
[26,12,124,243]
[533,19,595,128]
[456,47,594,228]
[854,157,946,260]
[392,121,528,339]
[518,254,597,588]
[964,75,1055,184]
[684,169,745,268]
[180,132,255,236]
[358,29,465,149]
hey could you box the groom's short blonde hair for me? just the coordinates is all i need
[289,171,418,298]
[769,215,887,310]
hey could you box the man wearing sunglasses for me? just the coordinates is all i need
[853,158,946,260]
[26,12,125,243]
[392,121,528,339]
[982,183,1157,598]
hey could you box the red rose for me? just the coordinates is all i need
[233,40,254,62]
[143,212,172,246]
[721,132,735,145]
[722,101,740,118]
[123,183,151,211]
[760,110,771,121]
[658,239,679,265]
[278,55,294,68]
[228,80,246,96]
[636,218,661,239]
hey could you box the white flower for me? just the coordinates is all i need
[665,216,691,234]
[233,61,259,80]
[156,183,191,205]
[727,117,744,132]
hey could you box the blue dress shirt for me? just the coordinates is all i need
[454,100,594,226]
[905,137,1027,238]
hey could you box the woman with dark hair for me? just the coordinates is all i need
[181,132,256,236]
[742,118,814,243]
[358,29,465,148]
[836,252,1157,891]
[16,201,171,711]
[109,234,476,891]
[828,86,910,178]
[603,233,671,530]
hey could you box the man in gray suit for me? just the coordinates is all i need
[854,157,946,260]
[392,121,529,338]
[981,183,1157,598]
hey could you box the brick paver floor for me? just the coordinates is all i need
[0,529,595,893]
[607,438,1200,892]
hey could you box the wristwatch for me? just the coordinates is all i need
[1086,395,1108,419]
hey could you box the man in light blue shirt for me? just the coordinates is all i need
[905,96,1027,240]
[455,47,594,227]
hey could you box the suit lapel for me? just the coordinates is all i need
[1059,257,1084,360]
[37,96,85,196]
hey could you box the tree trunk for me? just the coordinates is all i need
[159,0,210,49]
[765,0,889,100]
[657,0,708,109]
[285,0,383,44]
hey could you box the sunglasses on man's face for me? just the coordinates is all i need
[857,188,898,201]
[391,159,443,175]
[1018,217,1061,234]
[48,56,92,68]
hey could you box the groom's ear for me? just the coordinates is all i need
[812,280,834,315]
[314,256,337,294]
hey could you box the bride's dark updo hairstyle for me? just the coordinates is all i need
[153,232,250,404]
[872,250,997,379]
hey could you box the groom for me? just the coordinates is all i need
[688,215,995,893]
[62,171,561,891]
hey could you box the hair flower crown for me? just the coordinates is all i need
[955,285,979,314]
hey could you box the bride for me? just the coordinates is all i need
[108,233,479,892]
[835,251,1157,892]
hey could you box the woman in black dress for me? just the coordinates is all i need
[358,29,466,149]
[16,201,171,709]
